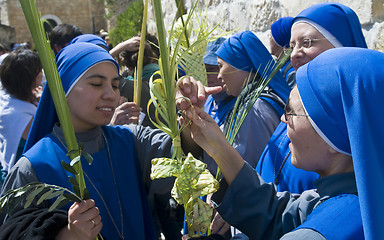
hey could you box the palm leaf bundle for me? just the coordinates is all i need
[149,0,220,236]
[0,0,94,225]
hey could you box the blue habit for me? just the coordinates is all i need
[24,126,156,240]
[295,194,363,240]
[297,47,384,239]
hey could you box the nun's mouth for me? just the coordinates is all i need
[97,107,114,112]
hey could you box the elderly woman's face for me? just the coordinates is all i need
[67,62,120,132]
[282,87,336,176]
[217,57,250,97]
[290,22,334,70]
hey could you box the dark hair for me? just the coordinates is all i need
[49,24,83,54]
[120,33,159,69]
[0,49,42,101]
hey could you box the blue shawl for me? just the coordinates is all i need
[296,47,384,239]
[24,42,119,152]
[216,31,290,102]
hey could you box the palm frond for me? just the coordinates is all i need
[19,0,88,199]
[0,182,81,215]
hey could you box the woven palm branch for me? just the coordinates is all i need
[149,0,221,236]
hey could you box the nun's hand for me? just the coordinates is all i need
[187,106,228,158]
[56,199,102,240]
[176,76,222,119]
[110,101,142,126]
[211,211,231,236]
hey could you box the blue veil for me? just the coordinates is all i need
[296,47,384,239]
[69,34,109,50]
[294,2,367,48]
[216,31,291,102]
[24,42,119,152]
[271,17,294,48]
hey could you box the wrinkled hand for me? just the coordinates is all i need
[57,199,102,240]
[176,76,222,118]
[110,100,142,126]
[181,106,229,158]
[210,211,230,236]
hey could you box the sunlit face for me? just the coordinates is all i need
[217,57,250,97]
[205,64,223,88]
[290,22,335,70]
[67,62,120,132]
[282,87,336,176]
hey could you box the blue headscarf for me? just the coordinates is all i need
[271,17,294,48]
[296,47,384,240]
[203,37,226,65]
[294,2,367,48]
[216,31,290,101]
[69,34,109,50]
[24,42,119,152]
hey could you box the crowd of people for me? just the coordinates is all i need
[0,2,382,240]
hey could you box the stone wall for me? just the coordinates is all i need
[0,24,15,50]
[146,0,384,50]
[2,0,107,44]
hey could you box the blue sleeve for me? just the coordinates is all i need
[214,163,320,239]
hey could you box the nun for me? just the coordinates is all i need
[179,31,291,175]
[256,2,368,194]
[0,42,174,239]
[186,47,383,239]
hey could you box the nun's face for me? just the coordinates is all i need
[67,62,120,132]
[217,57,250,97]
[290,22,334,70]
[282,87,336,176]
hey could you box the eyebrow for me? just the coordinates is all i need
[86,74,121,81]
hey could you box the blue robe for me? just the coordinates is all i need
[295,194,363,240]
[204,93,236,127]
[24,126,156,240]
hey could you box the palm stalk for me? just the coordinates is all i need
[133,0,148,107]
[149,0,219,236]
[20,0,88,200]
[216,51,292,180]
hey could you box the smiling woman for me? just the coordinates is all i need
[256,2,368,195]
[66,62,121,132]
[0,42,176,240]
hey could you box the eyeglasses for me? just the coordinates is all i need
[283,37,331,55]
[283,104,308,122]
